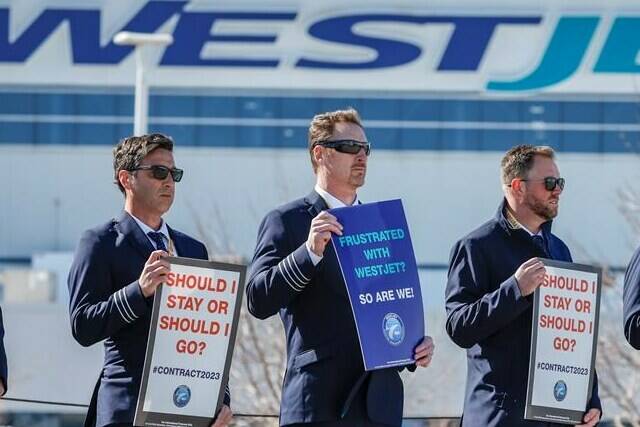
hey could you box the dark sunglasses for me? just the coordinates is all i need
[521,176,565,191]
[132,165,184,182]
[314,139,371,156]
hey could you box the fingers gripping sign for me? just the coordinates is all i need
[210,405,233,427]
[413,336,435,368]
[307,211,343,257]
[576,408,600,427]
[139,250,171,297]
[515,257,547,297]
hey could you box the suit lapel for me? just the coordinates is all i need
[304,190,329,217]
[115,211,155,259]
[167,226,187,258]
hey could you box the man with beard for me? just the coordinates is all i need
[246,108,435,427]
[445,145,601,426]
[623,244,640,348]
[0,307,7,397]
[623,215,640,348]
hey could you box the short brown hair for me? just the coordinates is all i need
[308,108,363,172]
[113,133,174,193]
[501,144,555,185]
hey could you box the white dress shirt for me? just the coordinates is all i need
[130,214,178,255]
[504,208,541,237]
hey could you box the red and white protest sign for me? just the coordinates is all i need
[135,257,245,427]
[525,259,601,424]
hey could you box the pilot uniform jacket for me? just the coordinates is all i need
[68,211,229,427]
[445,200,601,427]
[623,245,640,349]
[0,307,7,395]
[247,190,408,427]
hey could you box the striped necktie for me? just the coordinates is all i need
[147,231,167,251]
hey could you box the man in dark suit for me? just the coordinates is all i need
[246,109,435,427]
[0,307,7,396]
[623,240,640,349]
[445,145,601,426]
[68,133,232,427]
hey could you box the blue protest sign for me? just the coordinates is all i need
[329,199,424,371]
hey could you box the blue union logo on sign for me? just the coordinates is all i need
[173,385,191,408]
[382,313,405,346]
[553,380,568,402]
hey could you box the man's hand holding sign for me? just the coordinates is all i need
[307,211,343,257]
[575,408,601,427]
[139,250,171,298]
[515,257,547,297]
[413,336,435,368]
[211,405,233,427]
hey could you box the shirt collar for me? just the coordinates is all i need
[503,205,542,237]
[130,214,170,243]
[314,184,359,209]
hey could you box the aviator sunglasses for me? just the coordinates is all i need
[314,139,371,156]
[509,176,565,191]
[132,165,184,182]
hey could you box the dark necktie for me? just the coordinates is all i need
[531,234,547,256]
[148,231,167,251]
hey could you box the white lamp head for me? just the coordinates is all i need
[113,31,173,46]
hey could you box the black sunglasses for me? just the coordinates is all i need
[314,139,371,156]
[521,176,565,191]
[132,165,184,182]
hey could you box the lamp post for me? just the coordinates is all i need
[113,32,173,136]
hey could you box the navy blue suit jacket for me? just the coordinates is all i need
[0,307,7,395]
[623,245,640,349]
[445,200,601,427]
[247,191,406,426]
[68,211,227,427]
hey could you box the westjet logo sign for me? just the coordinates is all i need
[0,1,638,93]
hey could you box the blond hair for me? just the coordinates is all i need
[308,108,363,172]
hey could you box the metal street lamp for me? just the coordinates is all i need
[113,31,174,136]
